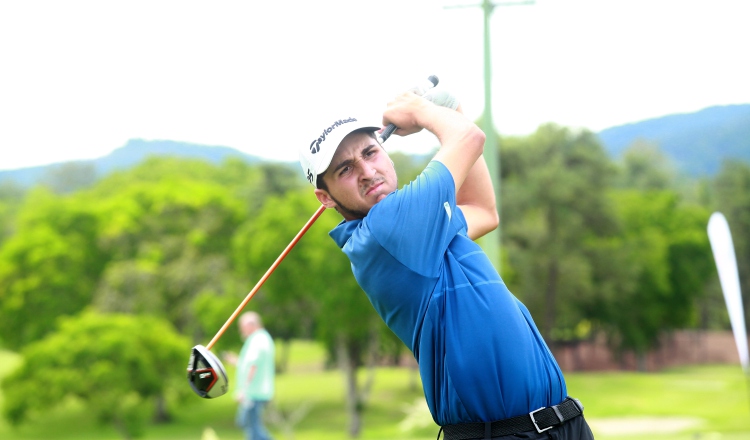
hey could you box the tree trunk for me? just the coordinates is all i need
[636,351,648,372]
[337,338,363,438]
[544,260,559,346]
[113,417,132,440]
[152,394,171,423]
[543,204,559,347]
[278,338,291,374]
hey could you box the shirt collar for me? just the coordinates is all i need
[329,218,362,248]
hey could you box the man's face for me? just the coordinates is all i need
[314,131,398,220]
[240,320,257,339]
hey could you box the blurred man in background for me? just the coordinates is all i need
[224,311,275,440]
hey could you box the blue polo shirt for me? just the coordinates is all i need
[329,161,567,426]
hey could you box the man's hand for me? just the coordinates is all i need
[381,92,434,137]
[422,88,460,111]
[222,351,239,366]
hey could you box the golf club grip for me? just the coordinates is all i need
[378,75,439,143]
[379,124,398,143]
[206,204,327,350]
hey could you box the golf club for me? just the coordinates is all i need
[187,204,326,398]
[187,75,440,399]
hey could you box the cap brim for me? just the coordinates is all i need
[303,123,381,186]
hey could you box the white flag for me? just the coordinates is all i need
[707,212,749,372]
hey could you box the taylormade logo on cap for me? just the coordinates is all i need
[299,111,381,187]
[309,117,358,154]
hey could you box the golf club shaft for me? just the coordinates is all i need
[205,77,436,350]
[206,204,327,350]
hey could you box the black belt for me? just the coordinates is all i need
[441,397,584,440]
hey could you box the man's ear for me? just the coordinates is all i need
[314,189,337,209]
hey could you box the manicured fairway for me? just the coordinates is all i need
[1,342,748,439]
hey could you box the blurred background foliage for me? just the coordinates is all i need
[0,125,748,438]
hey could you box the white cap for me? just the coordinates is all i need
[299,114,381,187]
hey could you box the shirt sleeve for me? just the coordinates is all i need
[366,161,467,277]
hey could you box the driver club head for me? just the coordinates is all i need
[187,345,228,399]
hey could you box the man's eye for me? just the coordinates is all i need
[339,166,352,177]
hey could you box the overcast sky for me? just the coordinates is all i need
[1,0,749,171]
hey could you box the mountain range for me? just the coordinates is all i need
[0,139,266,188]
[2,104,749,188]
[596,103,750,176]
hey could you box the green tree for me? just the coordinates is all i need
[230,191,325,357]
[616,140,676,190]
[232,189,383,438]
[391,150,432,187]
[92,156,303,217]
[39,162,98,194]
[1,311,189,440]
[0,181,24,249]
[91,176,244,341]
[0,188,105,349]
[712,160,750,329]
[501,124,618,344]
[588,190,713,368]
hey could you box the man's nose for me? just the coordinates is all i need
[357,159,377,179]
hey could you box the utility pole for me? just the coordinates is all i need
[446,0,534,273]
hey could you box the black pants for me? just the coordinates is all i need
[440,415,595,440]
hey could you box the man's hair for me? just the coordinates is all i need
[315,129,380,192]
[240,311,263,328]
[316,173,328,191]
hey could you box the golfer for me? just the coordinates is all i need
[299,86,594,439]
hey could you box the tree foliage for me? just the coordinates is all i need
[231,189,386,437]
[0,129,747,435]
[0,188,106,349]
[500,125,717,365]
[501,124,618,342]
[39,162,98,194]
[588,190,713,361]
[90,176,244,339]
[712,160,750,324]
[616,140,676,190]
[1,311,189,439]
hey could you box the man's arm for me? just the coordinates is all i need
[246,365,257,386]
[456,154,499,239]
[382,93,497,239]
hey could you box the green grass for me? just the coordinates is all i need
[1,341,749,440]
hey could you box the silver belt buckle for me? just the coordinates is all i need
[529,407,553,433]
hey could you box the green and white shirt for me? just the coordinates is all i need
[235,328,275,403]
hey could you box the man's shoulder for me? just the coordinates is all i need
[248,329,272,345]
[372,161,445,206]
